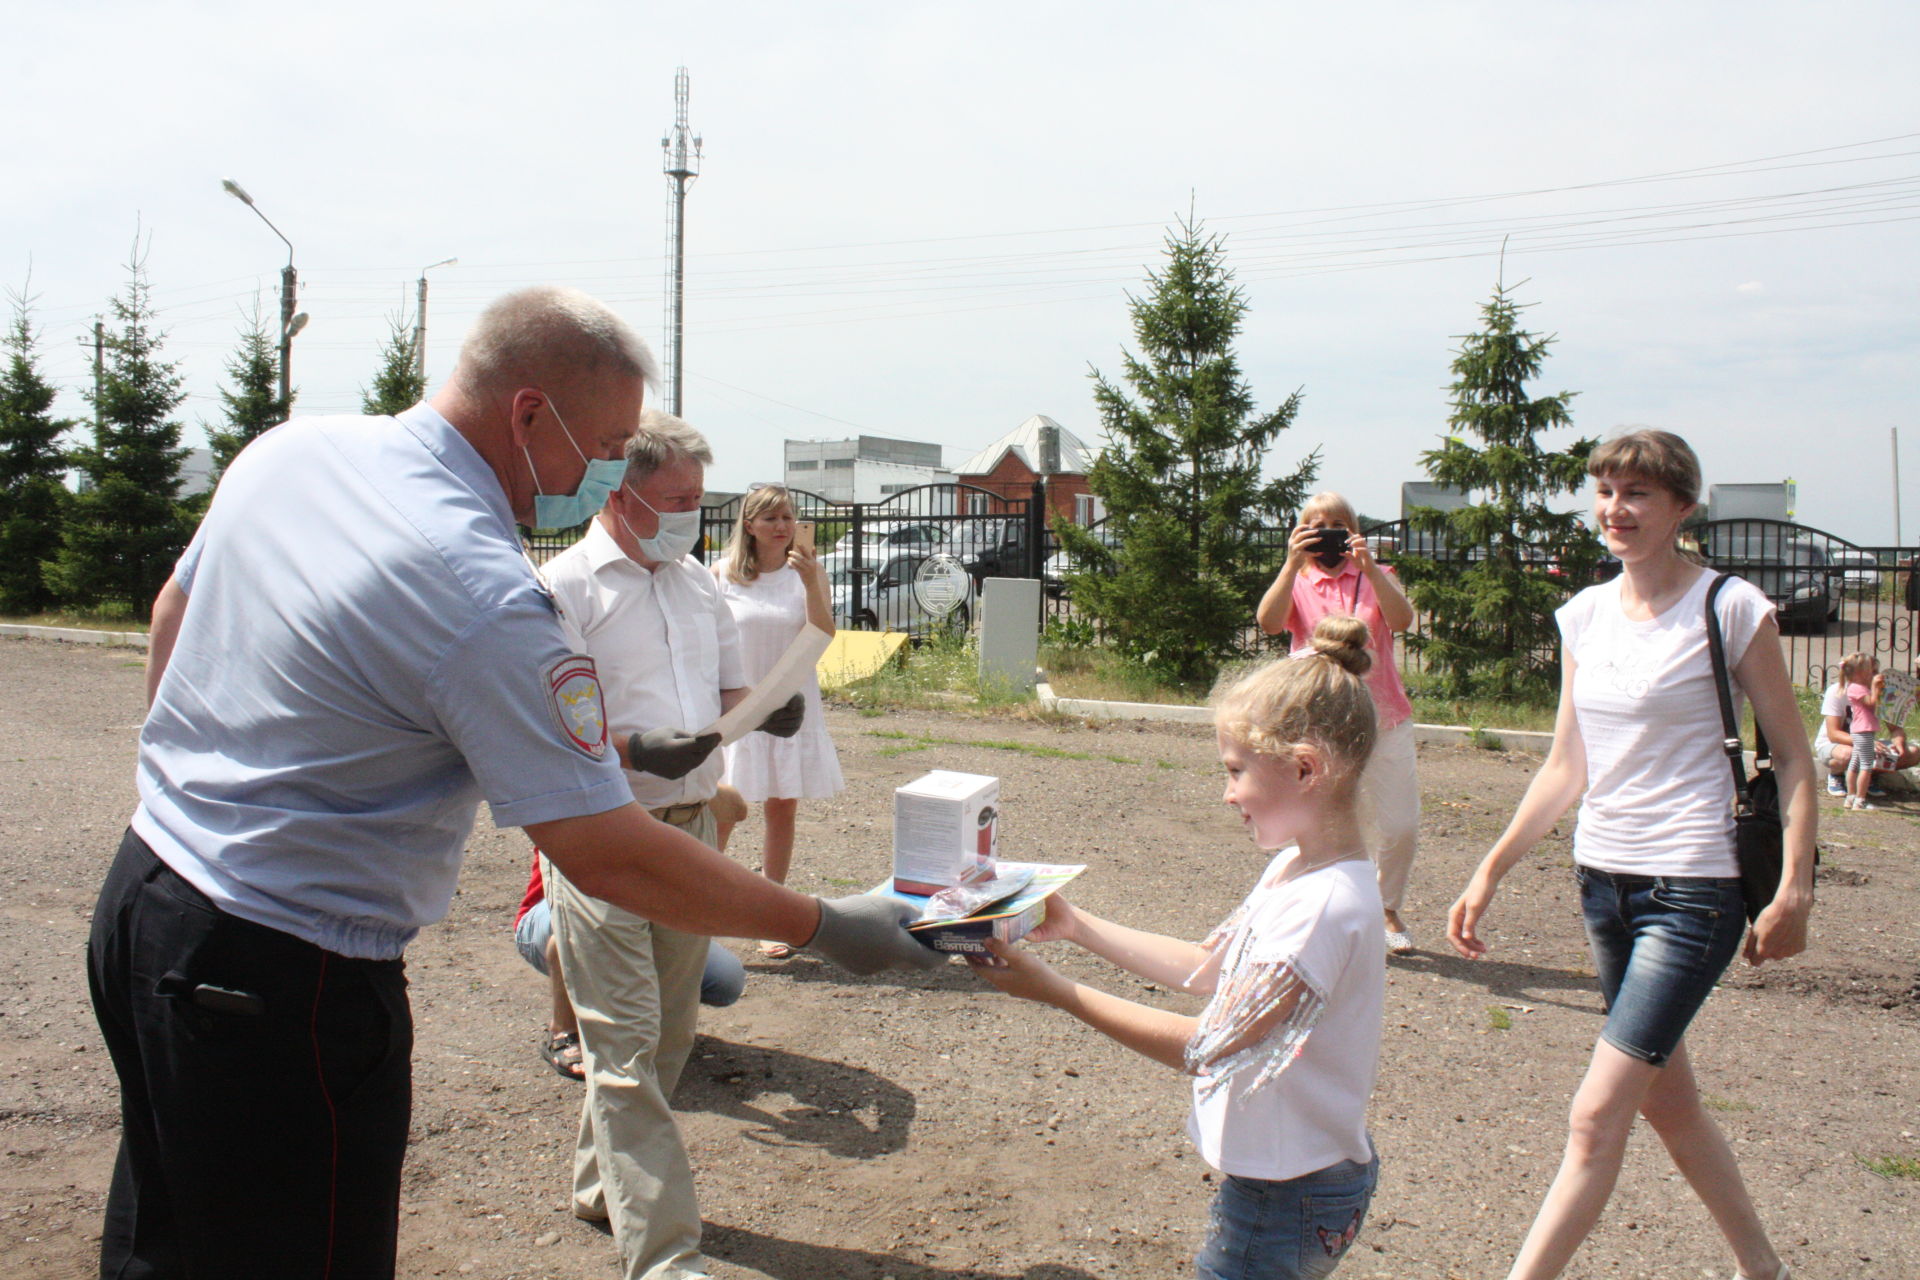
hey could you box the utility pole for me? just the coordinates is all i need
[91,322,104,433]
[660,66,702,417]
[221,179,307,410]
[1894,426,1903,548]
[415,257,457,380]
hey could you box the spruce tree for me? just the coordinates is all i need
[205,302,289,482]
[44,240,190,617]
[361,312,425,416]
[1063,218,1318,683]
[1401,280,1596,703]
[0,284,74,615]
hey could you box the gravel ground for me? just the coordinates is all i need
[1,634,1915,1279]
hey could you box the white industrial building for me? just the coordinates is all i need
[783,436,954,504]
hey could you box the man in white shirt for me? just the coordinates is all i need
[538,410,802,1280]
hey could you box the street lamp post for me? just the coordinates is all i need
[221,178,305,411]
[415,258,457,380]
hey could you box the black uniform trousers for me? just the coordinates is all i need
[87,830,413,1279]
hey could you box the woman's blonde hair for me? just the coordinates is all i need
[1211,615,1377,792]
[1299,491,1360,530]
[723,485,795,584]
[1587,429,1701,508]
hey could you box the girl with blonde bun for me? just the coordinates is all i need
[974,616,1388,1280]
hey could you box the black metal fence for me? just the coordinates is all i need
[529,504,1918,690]
[528,481,1050,637]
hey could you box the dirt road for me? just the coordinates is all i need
[2,635,1914,1279]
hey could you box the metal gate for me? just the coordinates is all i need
[699,481,1047,635]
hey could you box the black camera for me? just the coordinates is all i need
[1309,527,1351,559]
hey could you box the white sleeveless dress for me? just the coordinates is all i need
[713,564,845,801]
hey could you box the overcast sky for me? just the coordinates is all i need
[6,1,1917,542]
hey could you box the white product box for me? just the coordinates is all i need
[892,770,999,895]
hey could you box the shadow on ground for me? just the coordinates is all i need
[677,1038,915,1158]
[704,1221,1099,1280]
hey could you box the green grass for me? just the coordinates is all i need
[1859,1155,1920,1181]
[831,631,1045,716]
[1702,1095,1755,1112]
[1,607,147,632]
[1486,1007,1513,1031]
[1038,642,1213,706]
[866,728,1137,765]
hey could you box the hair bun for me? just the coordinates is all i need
[1308,615,1373,677]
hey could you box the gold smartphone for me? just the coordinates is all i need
[793,521,815,555]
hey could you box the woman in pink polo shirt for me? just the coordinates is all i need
[1257,491,1421,955]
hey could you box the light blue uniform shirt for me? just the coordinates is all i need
[132,405,633,960]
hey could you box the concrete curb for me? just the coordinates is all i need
[1035,670,1555,753]
[0,623,149,649]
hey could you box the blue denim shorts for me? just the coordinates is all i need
[1577,867,1745,1066]
[1194,1152,1378,1280]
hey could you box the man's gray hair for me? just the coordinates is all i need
[625,408,713,484]
[456,286,659,399]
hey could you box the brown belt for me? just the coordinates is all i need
[648,800,709,826]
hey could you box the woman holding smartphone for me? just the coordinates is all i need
[712,485,843,957]
[1257,491,1422,955]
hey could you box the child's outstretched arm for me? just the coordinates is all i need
[1029,896,1214,993]
[972,938,1197,1071]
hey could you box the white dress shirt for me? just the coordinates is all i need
[542,521,746,808]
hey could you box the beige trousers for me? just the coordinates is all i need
[543,804,717,1280]
[1357,718,1420,913]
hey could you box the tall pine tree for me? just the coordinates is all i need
[1401,279,1596,703]
[205,300,289,482]
[1063,218,1317,683]
[361,311,425,416]
[44,239,190,617]
[0,283,74,615]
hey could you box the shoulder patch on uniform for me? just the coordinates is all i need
[544,654,608,760]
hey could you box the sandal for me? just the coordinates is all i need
[758,940,797,960]
[542,1030,585,1081]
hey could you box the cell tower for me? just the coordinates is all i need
[660,66,702,416]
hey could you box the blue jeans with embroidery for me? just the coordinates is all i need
[1194,1151,1378,1280]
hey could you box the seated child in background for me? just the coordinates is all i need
[970,616,1387,1280]
[1841,651,1884,811]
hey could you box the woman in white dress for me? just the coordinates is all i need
[713,485,844,957]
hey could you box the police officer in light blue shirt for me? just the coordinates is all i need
[88,286,937,1280]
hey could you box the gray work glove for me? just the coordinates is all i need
[625,727,722,780]
[805,894,945,974]
[756,692,806,739]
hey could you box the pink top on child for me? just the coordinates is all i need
[1846,683,1879,734]
[1288,560,1414,729]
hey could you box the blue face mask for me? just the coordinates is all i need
[523,398,627,529]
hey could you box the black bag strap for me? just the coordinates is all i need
[1704,573,1770,816]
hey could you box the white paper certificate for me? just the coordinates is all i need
[701,623,834,746]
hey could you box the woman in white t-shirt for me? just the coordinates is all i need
[1448,430,1816,1280]
[973,617,1387,1280]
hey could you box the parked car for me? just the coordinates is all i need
[957,518,1037,588]
[1704,530,1841,631]
[825,550,975,637]
[1043,526,1121,599]
[1829,547,1880,593]
[832,522,947,558]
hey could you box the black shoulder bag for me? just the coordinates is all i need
[1703,573,1786,923]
